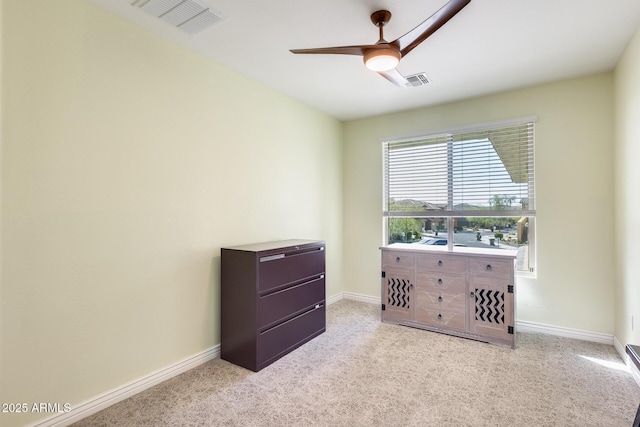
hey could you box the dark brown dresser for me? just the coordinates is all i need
[221,239,326,371]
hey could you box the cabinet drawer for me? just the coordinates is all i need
[416,253,466,273]
[257,304,325,369]
[258,246,325,292]
[258,276,325,329]
[469,258,512,278]
[415,307,465,331]
[416,272,465,292]
[382,251,415,268]
[415,288,466,312]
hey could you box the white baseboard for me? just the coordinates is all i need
[326,292,344,305]
[32,292,622,426]
[38,293,362,426]
[30,345,220,427]
[614,336,627,361]
[339,293,638,389]
[327,292,380,306]
[516,320,613,345]
[341,292,380,305]
[615,336,640,389]
[337,292,614,345]
[327,292,381,305]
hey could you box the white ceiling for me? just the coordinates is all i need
[89,0,640,121]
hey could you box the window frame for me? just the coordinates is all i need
[382,116,537,276]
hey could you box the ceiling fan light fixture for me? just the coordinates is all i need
[364,48,401,71]
[291,1,472,85]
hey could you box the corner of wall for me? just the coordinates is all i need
[613,26,640,350]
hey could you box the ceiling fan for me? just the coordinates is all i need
[290,0,471,87]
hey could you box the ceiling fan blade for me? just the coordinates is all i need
[392,0,471,57]
[290,45,379,56]
[377,68,409,87]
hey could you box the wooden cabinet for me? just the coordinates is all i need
[380,250,415,323]
[221,239,326,371]
[381,244,516,348]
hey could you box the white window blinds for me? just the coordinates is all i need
[383,120,535,217]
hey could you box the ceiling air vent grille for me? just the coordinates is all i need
[132,0,224,35]
[405,73,432,87]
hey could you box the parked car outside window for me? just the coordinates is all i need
[416,238,447,246]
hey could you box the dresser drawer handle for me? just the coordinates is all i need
[437,278,443,285]
[437,296,443,303]
[486,264,492,271]
[437,313,442,320]
[470,291,475,298]
[437,260,443,266]
[396,257,400,263]
[260,253,285,262]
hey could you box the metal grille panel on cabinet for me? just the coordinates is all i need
[388,277,411,308]
[475,289,505,324]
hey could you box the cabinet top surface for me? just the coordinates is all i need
[380,243,517,259]
[223,239,324,253]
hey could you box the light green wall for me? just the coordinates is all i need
[614,27,640,348]
[343,73,615,334]
[0,1,343,426]
[0,0,633,425]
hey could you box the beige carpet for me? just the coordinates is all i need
[74,299,640,426]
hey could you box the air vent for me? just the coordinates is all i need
[132,0,224,35]
[405,72,432,87]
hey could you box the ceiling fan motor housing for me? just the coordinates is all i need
[363,47,401,71]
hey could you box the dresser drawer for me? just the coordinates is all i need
[258,275,325,329]
[257,304,325,369]
[258,246,325,292]
[415,287,466,312]
[415,307,465,331]
[416,253,466,273]
[382,251,415,268]
[416,272,465,292]
[469,258,512,278]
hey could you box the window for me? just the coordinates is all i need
[383,117,536,273]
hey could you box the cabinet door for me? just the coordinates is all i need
[469,276,514,344]
[381,267,414,323]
